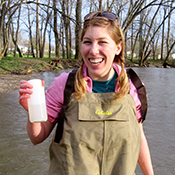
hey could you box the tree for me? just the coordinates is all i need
[0,0,19,61]
[161,6,166,60]
[163,0,175,67]
[74,0,82,60]
[36,0,40,58]
[60,0,73,59]
[39,0,52,58]
[0,0,6,57]
[53,0,60,59]
[26,4,35,58]
[10,5,22,57]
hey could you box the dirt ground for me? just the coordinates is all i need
[0,74,42,93]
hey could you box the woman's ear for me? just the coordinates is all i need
[115,43,122,55]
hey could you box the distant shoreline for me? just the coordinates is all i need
[0,58,174,93]
[0,64,172,93]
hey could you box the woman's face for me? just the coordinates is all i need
[81,26,122,81]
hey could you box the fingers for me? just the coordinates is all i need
[19,80,33,101]
[20,80,33,89]
[19,80,31,111]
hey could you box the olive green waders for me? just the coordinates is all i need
[49,93,141,175]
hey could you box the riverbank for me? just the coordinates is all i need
[0,58,81,93]
[0,57,172,93]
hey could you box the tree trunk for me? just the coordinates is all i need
[60,19,65,59]
[13,6,21,57]
[48,24,51,58]
[139,12,144,66]
[74,0,82,60]
[161,7,166,61]
[40,0,51,58]
[131,22,134,62]
[53,0,60,58]
[0,0,6,59]
[68,20,72,59]
[99,0,103,11]
[125,31,128,60]
[166,1,172,62]
[163,41,175,67]
[27,5,35,58]
[62,0,70,59]
[36,0,40,58]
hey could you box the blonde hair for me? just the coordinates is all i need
[74,11,129,100]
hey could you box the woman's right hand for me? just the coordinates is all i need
[19,80,33,111]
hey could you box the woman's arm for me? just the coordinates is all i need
[27,117,55,145]
[19,80,55,145]
[138,122,154,175]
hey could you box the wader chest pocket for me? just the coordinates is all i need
[78,100,129,121]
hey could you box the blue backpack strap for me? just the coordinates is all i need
[127,68,147,122]
[54,69,77,143]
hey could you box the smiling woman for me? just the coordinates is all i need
[19,11,154,175]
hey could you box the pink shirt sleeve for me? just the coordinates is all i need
[45,72,69,123]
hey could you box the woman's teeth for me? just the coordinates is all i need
[89,59,103,64]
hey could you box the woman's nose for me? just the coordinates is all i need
[89,43,99,55]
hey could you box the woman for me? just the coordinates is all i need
[19,11,154,175]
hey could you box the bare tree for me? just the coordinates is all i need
[161,6,166,60]
[39,0,52,58]
[74,0,82,60]
[36,0,40,58]
[26,4,35,58]
[99,0,103,11]
[10,5,22,57]
[0,0,19,61]
[165,0,172,62]
[53,0,60,58]
[48,20,52,58]
[0,0,6,56]
[60,0,73,59]
[163,0,175,67]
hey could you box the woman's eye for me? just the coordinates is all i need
[100,41,107,44]
[83,41,91,44]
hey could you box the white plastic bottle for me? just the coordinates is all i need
[27,79,47,123]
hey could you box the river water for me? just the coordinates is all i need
[0,68,175,175]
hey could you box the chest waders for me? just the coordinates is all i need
[49,92,141,175]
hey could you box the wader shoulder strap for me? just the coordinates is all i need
[126,68,147,122]
[54,69,77,143]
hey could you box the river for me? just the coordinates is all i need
[0,68,175,175]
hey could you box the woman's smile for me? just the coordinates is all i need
[89,58,104,65]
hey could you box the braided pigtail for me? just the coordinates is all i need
[74,61,87,100]
[113,60,130,101]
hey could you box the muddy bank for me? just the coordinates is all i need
[0,58,171,93]
[0,59,81,93]
[0,74,42,93]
